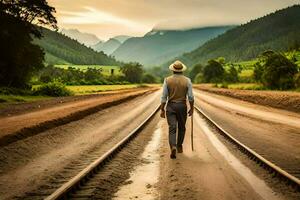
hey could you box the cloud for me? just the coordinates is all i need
[48,0,299,40]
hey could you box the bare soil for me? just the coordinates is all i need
[0,91,160,199]
[0,87,158,146]
[194,90,300,180]
[194,84,300,114]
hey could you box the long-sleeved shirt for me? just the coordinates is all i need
[161,74,194,103]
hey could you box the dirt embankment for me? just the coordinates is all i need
[194,85,300,114]
[0,87,158,147]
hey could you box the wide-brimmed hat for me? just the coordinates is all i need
[169,60,187,72]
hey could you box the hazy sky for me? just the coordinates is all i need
[48,0,299,40]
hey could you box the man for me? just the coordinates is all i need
[160,60,194,159]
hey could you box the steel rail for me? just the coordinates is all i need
[195,106,300,191]
[45,105,160,200]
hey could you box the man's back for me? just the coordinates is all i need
[166,74,189,103]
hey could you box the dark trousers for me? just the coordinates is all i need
[166,102,187,148]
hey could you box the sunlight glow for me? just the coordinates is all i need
[61,6,142,28]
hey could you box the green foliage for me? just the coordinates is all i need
[33,82,73,97]
[55,65,122,76]
[253,62,264,82]
[0,87,33,95]
[224,65,238,83]
[294,72,300,88]
[176,5,300,67]
[260,52,298,90]
[142,73,157,83]
[37,65,124,85]
[189,63,204,82]
[121,63,144,83]
[0,0,56,88]
[193,73,204,83]
[203,60,224,83]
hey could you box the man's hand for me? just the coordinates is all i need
[160,109,166,118]
[188,108,194,116]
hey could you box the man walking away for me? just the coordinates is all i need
[160,60,194,159]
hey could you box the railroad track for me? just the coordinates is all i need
[41,104,298,199]
[44,105,160,200]
[195,106,300,191]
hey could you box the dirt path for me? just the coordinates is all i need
[194,90,300,179]
[0,87,157,146]
[195,91,300,128]
[194,85,300,113]
[0,91,160,199]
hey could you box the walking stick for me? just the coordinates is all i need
[191,114,194,151]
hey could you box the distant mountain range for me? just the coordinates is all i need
[169,5,300,67]
[34,28,121,65]
[92,35,131,55]
[111,26,234,67]
[60,28,102,47]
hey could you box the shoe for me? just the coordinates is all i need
[170,147,176,159]
[177,145,183,153]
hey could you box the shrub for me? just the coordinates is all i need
[294,72,300,88]
[0,87,32,95]
[193,73,204,83]
[142,73,157,83]
[33,82,73,97]
[261,52,298,90]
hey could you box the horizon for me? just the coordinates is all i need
[48,0,299,40]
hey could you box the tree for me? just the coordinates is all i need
[261,52,298,90]
[189,63,203,82]
[203,60,224,83]
[121,63,144,83]
[0,0,57,88]
[253,62,264,82]
[142,73,157,83]
[224,65,238,83]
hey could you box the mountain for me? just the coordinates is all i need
[111,26,234,67]
[34,28,121,65]
[92,38,122,55]
[173,5,300,67]
[60,28,102,46]
[113,35,131,43]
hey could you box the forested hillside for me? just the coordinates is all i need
[34,28,121,65]
[92,38,122,55]
[172,5,300,67]
[112,26,234,67]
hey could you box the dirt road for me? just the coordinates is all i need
[194,90,300,179]
[0,87,157,146]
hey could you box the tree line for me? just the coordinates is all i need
[36,63,158,85]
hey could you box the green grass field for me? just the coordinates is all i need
[55,65,122,76]
[66,84,144,95]
[0,94,51,104]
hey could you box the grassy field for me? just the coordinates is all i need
[0,94,51,104]
[55,65,122,76]
[0,84,150,104]
[66,84,145,95]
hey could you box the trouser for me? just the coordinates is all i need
[166,102,187,148]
